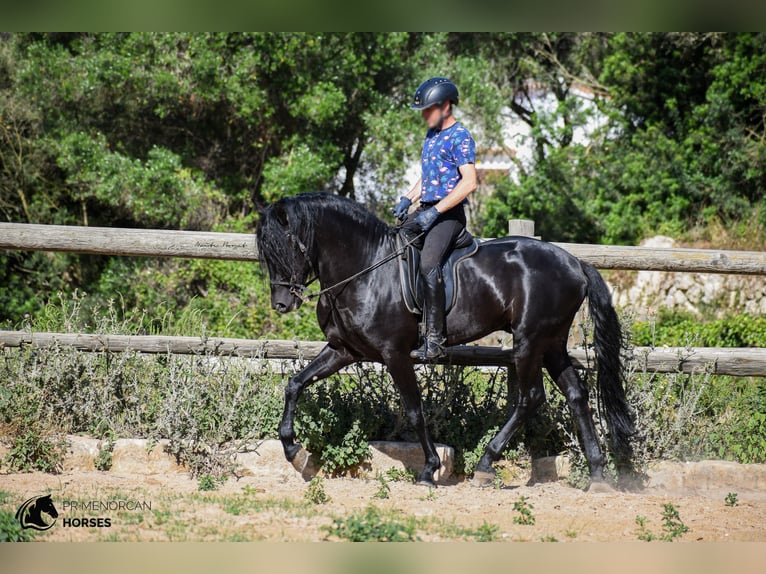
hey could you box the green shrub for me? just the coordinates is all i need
[304,475,330,505]
[3,429,66,474]
[0,509,36,542]
[323,506,420,542]
[633,310,766,348]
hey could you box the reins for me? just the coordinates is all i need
[270,228,424,303]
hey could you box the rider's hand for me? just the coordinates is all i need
[391,196,412,220]
[413,206,440,232]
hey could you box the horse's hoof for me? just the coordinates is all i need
[283,442,302,462]
[471,470,496,487]
[290,447,311,473]
[587,480,615,494]
[416,479,437,488]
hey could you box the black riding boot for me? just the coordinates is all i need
[410,267,447,360]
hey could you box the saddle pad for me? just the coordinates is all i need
[396,231,480,315]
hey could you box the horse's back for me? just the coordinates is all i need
[448,235,588,340]
[474,235,585,277]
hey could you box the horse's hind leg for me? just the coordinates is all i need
[473,344,545,485]
[544,347,608,488]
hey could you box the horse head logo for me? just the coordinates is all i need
[15,494,58,531]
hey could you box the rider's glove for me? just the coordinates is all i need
[413,206,440,232]
[391,196,412,220]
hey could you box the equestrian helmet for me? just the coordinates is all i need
[410,77,459,110]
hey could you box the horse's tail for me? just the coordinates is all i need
[582,261,635,466]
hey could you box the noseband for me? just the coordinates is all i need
[268,231,316,302]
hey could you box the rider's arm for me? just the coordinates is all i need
[434,163,477,213]
[405,178,422,203]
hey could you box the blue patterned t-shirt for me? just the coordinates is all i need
[420,122,476,203]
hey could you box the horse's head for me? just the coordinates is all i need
[16,494,58,530]
[34,494,59,520]
[256,197,317,313]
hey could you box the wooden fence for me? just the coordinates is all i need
[1,220,765,376]
[1,330,765,377]
[2,221,766,274]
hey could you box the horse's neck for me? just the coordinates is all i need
[314,216,389,285]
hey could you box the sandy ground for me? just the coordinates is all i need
[3,464,765,542]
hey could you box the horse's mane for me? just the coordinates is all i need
[256,192,389,279]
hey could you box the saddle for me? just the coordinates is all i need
[396,228,480,315]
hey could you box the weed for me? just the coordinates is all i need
[540,535,558,542]
[635,515,655,541]
[437,520,501,541]
[473,521,501,542]
[420,487,437,502]
[725,492,739,507]
[304,475,331,505]
[384,466,415,483]
[660,503,690,540]
[151,509,172,526]
[0,509,36,542]
[222,497,247,516]
[635,503,690,541]
[512,495,535,525]
[323,506,420,542]
[94,433,117,471]
[197,474,226,491]
[372,473,391,500]
[3,429,66,473]
[565,529,578,539]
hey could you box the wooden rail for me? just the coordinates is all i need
[2,331,765,376]
[2,221,765,274]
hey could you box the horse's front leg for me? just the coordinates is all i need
[385,354,441,486]
[280,344,354,462]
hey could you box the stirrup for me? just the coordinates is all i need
[410,336,446,360]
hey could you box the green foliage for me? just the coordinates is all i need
[472,521,501,542]
[462,426,498,477]
[372,473,391,500]
[725,492,739,507]
[94,432,116,471]
[0,509,36,542]
[197,474,226,492]
[322,506,420,542]
[633,310,766,348]
[512,495,535,526]
[384,466,416,483]
[304,476,331,505]
[635,503,690,542]
[3,429,66,474]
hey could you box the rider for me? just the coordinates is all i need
[393,77,478,360]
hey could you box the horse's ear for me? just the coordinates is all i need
[273,202,288,227]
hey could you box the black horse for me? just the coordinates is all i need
[256,192,634,488]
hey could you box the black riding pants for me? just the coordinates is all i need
[409,202,467,274]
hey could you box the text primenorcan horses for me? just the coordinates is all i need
[256,192,634,488]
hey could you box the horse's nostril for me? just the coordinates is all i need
[274,302,288,313]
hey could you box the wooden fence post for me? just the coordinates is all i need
[508,219,536,238]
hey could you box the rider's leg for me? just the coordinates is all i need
[410,203,466,360]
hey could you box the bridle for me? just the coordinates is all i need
[269,227,424,303]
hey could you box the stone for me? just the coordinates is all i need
[530,455,570,483]
[109,438,185,474]
[646,460,766,499]
[234,440,314,482]
[64,435,100,471]
[368,440,454,483]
